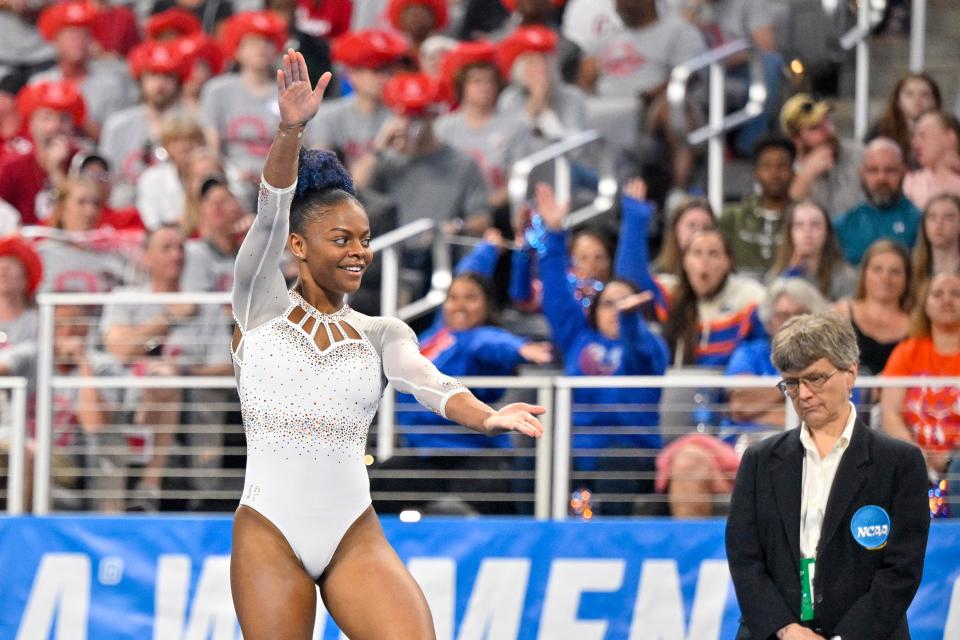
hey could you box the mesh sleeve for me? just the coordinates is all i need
[231,179,295,333]
[377,317,467,419]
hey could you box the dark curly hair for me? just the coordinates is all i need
[290,148,361,234]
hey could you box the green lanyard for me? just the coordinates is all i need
[799,557,816,621]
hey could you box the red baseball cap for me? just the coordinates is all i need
[497,25,558,76]
[219,11,288,61]
[387,0,449,31]
[437,40,498,103]
[332,29,410,69]
[16,81,86,127]
[500,0,564,11]
[128,40,189,82]
[173,33,226,77]
[38,1,101,41]
[382,72,443,117]
[0,235,43,297]
[146,7,202,41]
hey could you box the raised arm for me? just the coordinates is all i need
[231,51,332,333]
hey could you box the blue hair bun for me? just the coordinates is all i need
[296,149,356,198]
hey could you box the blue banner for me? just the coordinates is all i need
[0,516,956,639]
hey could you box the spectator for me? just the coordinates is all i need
[202,11,287,205]
[536,182,668,515]
[384,232,553,515]
[867,72,941,166]
[561,0,623,56]
[0,70,29,163]
[833,240,912,377]
[653,197,718,284]
[418,34,458,76]
[101,225,233,510]
[136,114,208,230]
[89,0,142,58]
[719,136,795,276]
[881,271,960,517]
[146,7,203,42]
[0,81,86,225]
[354,72,490,233]
[172,33,226,119]
[179,147,226,237]
[32,0,135,139]
[498,0,581,85]
[182,174,246,293]
[912,193,960,294]
[682,0,784,158]
[305,28,409,170]
[36,177,131,293]
[386,0,448,60]
[768,200,856,301]
[435,40,531,213]
[0,236,42,381]
[781,93,864,217]
[150,0,234,35]
[100,39,189,209]
[903,111,960,209]
[726,277,829,429]
[69,150,144,232]
[0,1,56,74]
[578,0,706,191]
[661,228,765,367]
[834,137,921,266]
[496,26,588,144]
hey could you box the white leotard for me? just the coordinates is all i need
[231,179,466,579]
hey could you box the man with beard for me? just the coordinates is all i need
[834,137,920,265]
[720,136,795,276]
[783,94,864,217]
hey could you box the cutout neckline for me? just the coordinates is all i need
[289,289,352,321]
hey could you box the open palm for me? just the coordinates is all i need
[277,49,331,126]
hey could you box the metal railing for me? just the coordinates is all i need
[667,39,768,214]
[0,377,29,514]
[507,129,618,229]
[910,0,927,72]
[833,0,874,141]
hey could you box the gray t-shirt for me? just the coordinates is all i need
[370,143,490,227]
[100,105,166,209]
[36,239,130,293]
[0,308,38,381]
[304,96,391,169]
[808,139,865,219]
[0,13,55,67]
[434,111,532,191]
[182,239,236,292]
[586,14,707,98]
[99,285,231,369]
[687,0,772,46]
[30,64,136,129]
[497,83,589,140]
[200,73,280,177]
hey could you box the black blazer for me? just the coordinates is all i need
[726,420,930,640]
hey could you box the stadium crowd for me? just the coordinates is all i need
[0,0,957,518]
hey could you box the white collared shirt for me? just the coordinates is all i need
[799,402,858,559]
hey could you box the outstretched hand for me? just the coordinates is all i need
[535,182,569,231]
[483,402,546,438]
[277,49,332,127]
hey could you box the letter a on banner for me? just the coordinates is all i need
[17,553,91,640]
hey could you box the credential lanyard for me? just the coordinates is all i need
[799,556,816,621]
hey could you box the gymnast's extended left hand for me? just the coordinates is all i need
[482,402,546,438]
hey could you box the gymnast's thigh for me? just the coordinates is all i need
[231,505,318,640]
[319,506,436,640]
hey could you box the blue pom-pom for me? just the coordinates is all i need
[296,149,356,198]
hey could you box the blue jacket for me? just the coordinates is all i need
[540,227,667,468]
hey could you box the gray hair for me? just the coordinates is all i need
[758,277,830,329]
[771,312,860,372]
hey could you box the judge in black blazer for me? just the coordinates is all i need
[726,312,930,640]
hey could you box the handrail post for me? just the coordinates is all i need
[34,300,56,514]
[551,384,572,520]
[7,382,26,514]
[380,245,399,319]
[707,61,726,215]
[909,0,926,72]
[534,381,554,520]
[854,0,870,141]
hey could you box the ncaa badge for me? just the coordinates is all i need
[851,505,891,549]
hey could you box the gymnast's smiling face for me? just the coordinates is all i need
[291,198,373,297]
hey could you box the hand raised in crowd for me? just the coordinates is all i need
[276,49,331,128]
[803,144,836,177]
[519,341,554,365]
[615,291,654,314]
[622,177,649,202]
[534,182,569,231]
[373,116,410,154]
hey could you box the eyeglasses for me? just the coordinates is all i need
[777,368,842,398]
